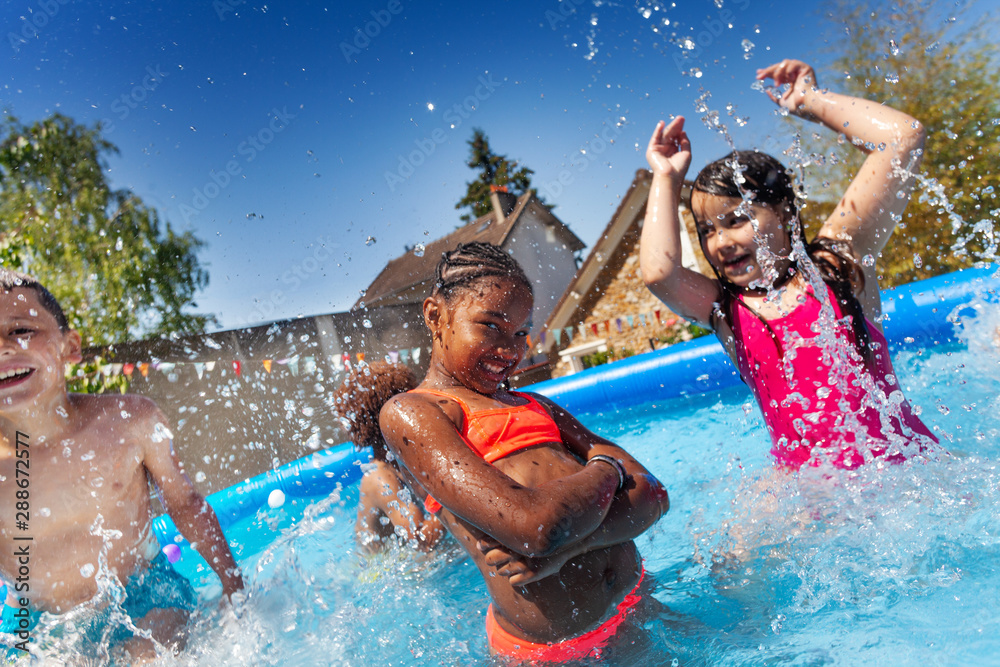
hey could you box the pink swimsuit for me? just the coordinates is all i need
[729,283,937,469]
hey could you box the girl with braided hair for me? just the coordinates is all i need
[640,58,937,470]
[372,241,669,661]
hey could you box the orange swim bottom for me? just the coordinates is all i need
[485,569,644,663]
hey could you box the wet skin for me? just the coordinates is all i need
[380,278,669,643]
[0,288,241,625]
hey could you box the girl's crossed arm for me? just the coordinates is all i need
[380,393,621,558]
[479,395,670,584]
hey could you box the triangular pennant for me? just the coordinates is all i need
[288,358,300,376]
[139,363,150,378]
[627,315,634,328]
[565,326,575,342]
[579,324,587,339]
[590,323,598,336]
[526,334,533,348]
[111,363,123,376]
[539,331,546,344]
[400,349,411,363]
[412,347,421,364]
[655,309,662,324]
[388,350,400,363]
[159,362,176,375]
[639,313,647,327]
[553,329,562,346]
[332,355,343,372]
[356,353,365,362]
[615,318,622,333]
[205,361,217,372]
[603,320,610,333]
[123,363,135,377]
[194,363,205,380]
[262,360,272,373]
[232,360,242,376]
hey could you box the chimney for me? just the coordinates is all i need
[490,184,519,224]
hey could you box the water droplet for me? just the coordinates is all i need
[884,72,899,84]
[80,563,95,578]
[889,39,899,56]
[862,254,875,267]
[90,477,104,488]
[413,243,425,257]
[741,38,755,60]
[39,507,51,517]
[115,237,123,251]
[362,319,373,328]
[365,236,377,246]
[913,253,923,268]
[690,67,703,79]
[81,450,96,461]
[195,471,207,483]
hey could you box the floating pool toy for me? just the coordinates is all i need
[162,543,182,564]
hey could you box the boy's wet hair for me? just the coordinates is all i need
[693,151,873,365]
[431,242,532,302]
[333,361,417,462]
[0,268,70,332]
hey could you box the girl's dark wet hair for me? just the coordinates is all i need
[0,268,70,332]
[693,150,872,364]
[333,361,417,462]
[431,241,532,302]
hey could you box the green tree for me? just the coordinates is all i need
[456,129,545,222]
[804,0,1000,285]
[0,113,214,346]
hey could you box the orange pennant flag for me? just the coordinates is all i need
[262,359,272,373]
[139,363,149,378]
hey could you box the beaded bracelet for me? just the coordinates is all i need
[587,454,627,492]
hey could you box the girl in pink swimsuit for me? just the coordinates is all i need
[640,58,936,469]
[373,242,670,661]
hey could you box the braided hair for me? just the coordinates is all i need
[692,150,872,364]
[431,242,532,302]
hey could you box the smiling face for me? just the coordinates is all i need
[426,277,532,395]
[0,287,81,411]
[691,191,795,289]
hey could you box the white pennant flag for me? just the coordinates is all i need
[194,363,205,380]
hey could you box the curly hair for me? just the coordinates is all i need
[332,361,417,461]
[431,241,532,302]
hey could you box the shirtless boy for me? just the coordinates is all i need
[0,269,242,659]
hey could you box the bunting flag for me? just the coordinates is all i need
[603,320,610,333]
[553,329,562,346]
[262,360,272,373]
[159,362,176,375]
[626,315,634,328]
[400,348,411,363]
[639,313,647,327]
[111,363,124,376]
[332,355,343,372]
[539,331,546,345]
[232,360,241,376]
[615,318,622,333]
[288,357,300,376]
[388,350,399,363]
[123,363,135,377]
[194,363,205,380]
[590,322,598,336]
[205,361,216,372]
[526,334,533,348]
[412,347,422,364]
[139,363,150,378]
[566,326,575,342]
[356,353,365,362]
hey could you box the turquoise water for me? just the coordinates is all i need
[9,316,1000,665]
[157,315,1000,666]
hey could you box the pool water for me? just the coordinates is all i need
[14,317,1000,665]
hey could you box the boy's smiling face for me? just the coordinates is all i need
[0,287,81,411]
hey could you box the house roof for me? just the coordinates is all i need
[540,169,695,351]
[355,191,584,308]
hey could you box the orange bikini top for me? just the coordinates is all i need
[409,388,563,463]
[409,388,563,514]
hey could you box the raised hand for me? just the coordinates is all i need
[756,59,820,117]
[646,116,692,184]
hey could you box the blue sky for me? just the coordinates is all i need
[1,0,987,330]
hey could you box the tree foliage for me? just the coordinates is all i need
[455,129,545,222]
[803,0,1000,285]
[0,113,214,347]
